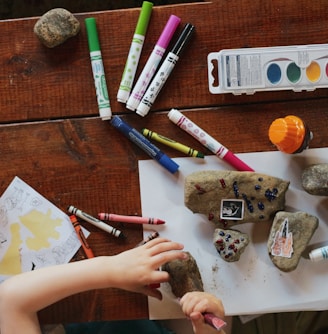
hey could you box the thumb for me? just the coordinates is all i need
[190,311,204,331]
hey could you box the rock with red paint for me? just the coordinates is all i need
[184,170,290,228]
[267,211,318,272]
[213,228,250,262]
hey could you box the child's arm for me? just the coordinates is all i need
[180,291,226,334]
[0,238,185,334]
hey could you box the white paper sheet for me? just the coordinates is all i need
[139,148,328,317]
[0,176,86,282]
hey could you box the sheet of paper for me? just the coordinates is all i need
[0,176,86,282]
[139,147,328,318]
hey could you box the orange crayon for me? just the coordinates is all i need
[70,215,94,259]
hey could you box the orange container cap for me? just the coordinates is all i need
[268,115,306,154]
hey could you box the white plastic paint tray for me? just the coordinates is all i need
[207,44,328,95]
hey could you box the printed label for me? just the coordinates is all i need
[271,218,293,258]
[220,199,244,220]
[225,54,264,88]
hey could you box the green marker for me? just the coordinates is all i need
[85,17,112,120]
[117,1,153,103]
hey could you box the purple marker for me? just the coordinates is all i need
[126,15,181,111]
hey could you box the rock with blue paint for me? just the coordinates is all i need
[184,170,290,228]
[213,228,250,262]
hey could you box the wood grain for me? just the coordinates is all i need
[0,0,327,324]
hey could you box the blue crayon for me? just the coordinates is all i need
[110,116,179,174]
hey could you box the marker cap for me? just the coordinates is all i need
[136,102,149,117]
[171,23,195,56]
[135,1,153,35]
[268,115,312,154]
[167,108,182,124]
[158,154,179,174]
[309,248,325,262]
[157,15,181,49]
[224,151,254,172]
[85,18,100,52]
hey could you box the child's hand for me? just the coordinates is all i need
[180,291,226,334]
[109,237,186,299]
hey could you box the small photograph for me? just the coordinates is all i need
[220,199,244,220]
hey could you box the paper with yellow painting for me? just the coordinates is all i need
[0,176,86,282]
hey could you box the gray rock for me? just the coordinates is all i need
[34,8,80,48]
[162,252,203,298]
[302,164,328,196]
[267,211,318,272]
[184,170,290,228]
[213,228,249,262]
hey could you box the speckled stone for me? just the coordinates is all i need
[184,170,290,228]
[302,164,328,196]
[267,211,318,272]
[162,252,204,298]
[33,8,80,48]
[213,228,249,262]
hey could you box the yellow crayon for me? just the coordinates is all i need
[142,128,205,158]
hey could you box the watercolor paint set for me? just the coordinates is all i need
[207,43,328,95]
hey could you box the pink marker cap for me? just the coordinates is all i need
[156,15,181,49]
[223,151,254,172]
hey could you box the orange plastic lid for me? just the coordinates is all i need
[268,115,306,154]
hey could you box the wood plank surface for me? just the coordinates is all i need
[0,0,327,325]
[1,0,328,122]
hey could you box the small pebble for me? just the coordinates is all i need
[34,8,80,48]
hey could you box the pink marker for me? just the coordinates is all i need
[203,313,227,331]
[168,109,254,172]
[126,15,181,111]
[98,212,165,225]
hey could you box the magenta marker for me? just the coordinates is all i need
[126,15,181,111]
[168,109,254,172]
[203,313,227,331]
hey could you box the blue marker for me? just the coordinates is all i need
[110,116,179,174]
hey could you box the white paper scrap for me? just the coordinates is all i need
[0,176,87,282]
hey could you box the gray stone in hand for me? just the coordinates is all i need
[163,252,204,298]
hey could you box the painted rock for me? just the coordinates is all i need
[267,211,318,272]
[34,8,80,48]
[213,228,249,262]
[302,164,328,196]
[162,251,203,298]
[184,170,290,228]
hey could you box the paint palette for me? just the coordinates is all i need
[207,43,328,95]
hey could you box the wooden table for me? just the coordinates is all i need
[0,0,327,324]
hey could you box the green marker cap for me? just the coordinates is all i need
[85,17,100,52]
[135,1,153,36]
